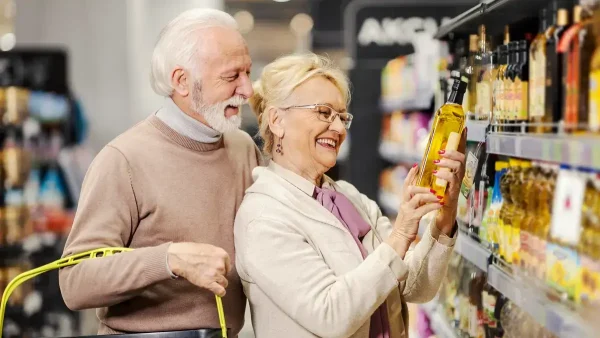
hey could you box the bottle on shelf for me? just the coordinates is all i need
[490,48,500,123]
[495,45,509,130]
[520,162,542,275]
[476,25,493,121]
[499,159,518,263]
[559,4,585,132]
[545,0,571,132]
[577,1,597,132]
[589,2,600,132]
[467,34,480,117]
[513,40,530,132]
[505,41,518,132]
[416,71,467,198]
[530,8,550,133]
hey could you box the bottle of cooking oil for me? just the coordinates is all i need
[521,162,541,275]
[499,159,519,262]
[512,161,531,269]
[416,70,467,197]
[589,6,600,132]
[578,169,596,304]
[536,163,557,281]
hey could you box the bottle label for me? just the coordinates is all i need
[531,51,547,117]
[469,304,479,337]
[496,78,504,121]
[477,81,492,118]
[493,78,502,122]
[520,80,529,121]
[504,78,513,121]
[589,70,600,131]
[520,230,530,270]
[546,243,580,300]
[461,151,479,199]
[538,238,547,280]
[580,255,600,304]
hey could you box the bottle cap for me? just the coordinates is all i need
[450,70,461,79]
[519,40,528,50]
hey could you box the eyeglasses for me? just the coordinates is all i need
[282,104,353,130]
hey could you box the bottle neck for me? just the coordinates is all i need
[448,87,466,105]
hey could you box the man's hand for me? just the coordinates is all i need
[167,243,231,297]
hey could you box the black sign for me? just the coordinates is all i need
[344,0,475,62]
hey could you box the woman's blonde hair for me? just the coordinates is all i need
[249,53,351,156]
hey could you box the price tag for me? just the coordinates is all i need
[542,141,551,161]
[552,141,562,163]
[592,144,600,169]
[550,169,585,245]
[568,141,582,166]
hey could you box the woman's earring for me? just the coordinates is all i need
[276,141,283,155]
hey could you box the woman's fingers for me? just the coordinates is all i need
[433,169,456,187]
[415,200,444,217]
[435,158,462,172]
[401,165,419,200]
[408,191,442,209]
[439,149,466,164]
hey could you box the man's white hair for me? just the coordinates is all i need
[150,8,238,97]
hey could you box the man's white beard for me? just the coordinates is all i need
[191,82,246,134]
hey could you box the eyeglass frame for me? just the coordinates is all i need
[280,104,353,130]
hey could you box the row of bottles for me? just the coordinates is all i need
[478,158,600,305]
[447,0,600,133]
[435,253,558,338]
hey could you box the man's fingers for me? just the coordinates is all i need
[208,282,226,297]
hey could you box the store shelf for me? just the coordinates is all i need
[487,265,594,338]
[455,232,491,272]
[434,0,550,39]
[486,133,600,170]
[379,141,422,164]
[465,120,489,143]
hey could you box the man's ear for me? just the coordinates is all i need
[267,106,285,138]
[170,66,190,97]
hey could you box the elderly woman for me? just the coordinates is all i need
[234,54,466,338]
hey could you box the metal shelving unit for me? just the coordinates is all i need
[454,233,491,272]
[465,120,489,143]
[434,0,551,39]
[486,133,600,170]
[487,265,594,338]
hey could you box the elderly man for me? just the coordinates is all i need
[59,8,260,335]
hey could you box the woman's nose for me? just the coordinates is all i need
[329,115,346,134]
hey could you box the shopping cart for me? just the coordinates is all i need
[0,248,229,338]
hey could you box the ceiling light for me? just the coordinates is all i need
[290,13,313,36]
[0,33,15,51]
[273,0,291,2]
[234,11,254,34]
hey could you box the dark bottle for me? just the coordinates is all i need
[505,41,520,132]
[514,40,530,131]
[545,1,571,132]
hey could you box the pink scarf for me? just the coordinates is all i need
[314,186,391,338]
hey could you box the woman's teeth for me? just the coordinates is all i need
[316,138,336,148]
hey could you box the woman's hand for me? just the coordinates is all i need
[433,128,467,235]
[385,165,444,258]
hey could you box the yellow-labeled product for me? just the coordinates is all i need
[416,71,466,197]
[530,8,550,132]
[520,163,541,274]
[498,159,520,263]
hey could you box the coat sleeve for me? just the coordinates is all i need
[239,216,409,338]
[59,145,172,310]
[335,180,457,304]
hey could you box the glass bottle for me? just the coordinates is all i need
[468,34,480,117]
[578,2,597,131]
[416,71,467,197]
[505,41,519,132]
[560,5,584,132]
[496,45,509,130]
[476,25,492,121]
[514,40,530,131]
[589,2,600,132]
[530,8,550,133]
[546,2,571,132]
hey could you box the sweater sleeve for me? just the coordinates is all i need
[59,145,172,310]
[240,216,408,338]
[334,180,456,304]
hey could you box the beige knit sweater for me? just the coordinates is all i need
[59,116,262,335]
